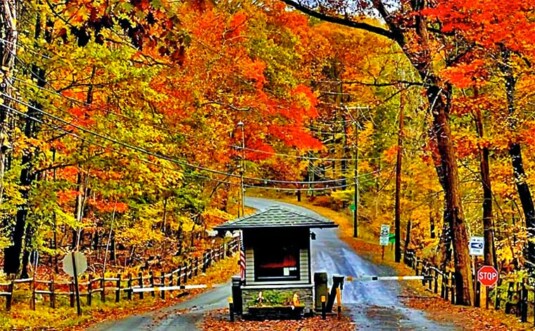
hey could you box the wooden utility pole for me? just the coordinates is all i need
[353,108,359,238]
[238,121,245,217]
[394,94,404,263]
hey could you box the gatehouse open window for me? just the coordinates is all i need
[255,245,299,281]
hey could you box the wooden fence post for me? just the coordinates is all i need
[474,279,481,308]
[183,264,188,284]
[88,275,93,306]
[434,270,438,294]
[160,273,165,300]
[450,273,455,305]
[127,274,133,300]
[422,263,428,287]
[495,285,501,310]
[176,270,181,287]
[50,279,55,309]
[194,257,199,277]
[31,277,36,310]
[70,282,75,308]
[521,281,528,322]
[209,250,213,267]
[202,253,208,273]
[505,282,514,314]
[138,272,144,299]
[6,281,14,311]
[116,274,121,303]
[101,277,106,302]
[440,270,448,300]
[532,286,535,327]
[150,271,155,298]
[188,260,193,280]
[169,274,174,294]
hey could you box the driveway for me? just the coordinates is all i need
[91,197,456,330]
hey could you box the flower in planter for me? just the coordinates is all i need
[256,291,264,305]
[291,293,300,309]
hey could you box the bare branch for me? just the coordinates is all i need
[280,0,395,41]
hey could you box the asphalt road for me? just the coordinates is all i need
[91,197,455,330]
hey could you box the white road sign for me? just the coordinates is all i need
[380,224,390,246]
[62,251,88,277]
[469,236,484,256]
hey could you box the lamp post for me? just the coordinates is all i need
[237,121,245,217]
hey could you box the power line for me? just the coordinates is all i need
[11,57,189,140]
[1,102,204,180]
[3,102,388,192]
[1,93,367,185]
[235,146,384,162]
[245,181,355,191]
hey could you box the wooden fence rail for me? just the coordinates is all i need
[0,238,239,312]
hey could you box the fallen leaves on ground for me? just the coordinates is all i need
[202,309,355,331]
[250,192,535,330]
[0,256,238,330]
[402,284,531,330]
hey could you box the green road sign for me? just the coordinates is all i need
[389,233,396,244]
[349,204,355,212]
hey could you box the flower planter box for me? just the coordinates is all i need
[246,305,305,320]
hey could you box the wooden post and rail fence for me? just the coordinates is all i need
[404,250,535,326]
[0,238,239,312]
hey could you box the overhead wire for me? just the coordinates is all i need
[10,59,388,168]
[4,101,386,191]
[10,49,391,166]
[3,93,384,186]
[0,102,236,185]
[234,146,380,162]
[3,40,392,188]
[11,56,367,164]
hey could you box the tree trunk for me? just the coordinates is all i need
[473,107,496,267]
[500,47,535,263]
[428,126,452,269]
[0,0,19,276]
[428,85,474,305]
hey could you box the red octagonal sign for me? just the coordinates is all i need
[478,265,499,287]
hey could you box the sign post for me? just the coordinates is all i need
[62,251,87,316]
[380,225,390,260]
[478,265,499,287]
[469,236,485,306]
[478,265,499,309]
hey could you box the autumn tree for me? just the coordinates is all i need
[279,0,477,304]
[424,0,535,267]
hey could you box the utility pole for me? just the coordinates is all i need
[237,121,245,217]
[394,88,405,262]
[344,106,364,238]
[353,113,358,238]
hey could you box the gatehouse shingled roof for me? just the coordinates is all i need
[214,205,338,231]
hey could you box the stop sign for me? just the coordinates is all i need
[477,265,499,287]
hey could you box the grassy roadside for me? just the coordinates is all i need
[248,191,531,330]
[0,256,238,330]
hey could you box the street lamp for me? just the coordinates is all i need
[237,121,245,217]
